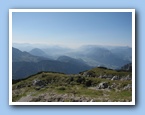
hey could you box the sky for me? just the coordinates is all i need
[12,11,132,48]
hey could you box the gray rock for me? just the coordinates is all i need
[81,71,96,77]
[82,72,88,77]
[123,84,132,90]
[110,83,117,88]
[107,86,112,89]
[102,74,107,78]
[99,74,112,79]
[126,75,131,80]
[99,75,103,78]
[121,75,131,81]
[16,84,25,89]
[32,79,46,87]
[108,74,113,78]
[99,75,106,78]
[98,82,108,89]
[111,76,120,80]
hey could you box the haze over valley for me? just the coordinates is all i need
[12,43,131,80]
[12,44,132,102]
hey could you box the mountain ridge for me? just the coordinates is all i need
[12,47,92,79]
[12,46,132,79]
[12,66,132,102]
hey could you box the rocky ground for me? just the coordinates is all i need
[12,67,132,102]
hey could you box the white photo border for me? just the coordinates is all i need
[9,9,135,105]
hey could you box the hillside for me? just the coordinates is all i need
[12,67,132,102]
[12,47,91,79]
[13,60,91,79]
[13,44,132,69]
[12,46,132,80]
[29,48,49,58]
[65,45,131,69]
[12,47,48,62]
[121,63,132,72]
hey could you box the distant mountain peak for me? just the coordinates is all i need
[29,48,46,55]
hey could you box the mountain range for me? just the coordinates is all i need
[12,44,132,79]
[12,47,91,79]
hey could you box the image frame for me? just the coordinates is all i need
[9,9,135,105]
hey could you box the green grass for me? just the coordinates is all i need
[89,67,132,77]
[12,68,132,102]
[108,90,132,102]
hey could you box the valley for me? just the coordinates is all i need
[12,44,131,79]
[12,44,132,102]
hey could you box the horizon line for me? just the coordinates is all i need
[12,42,132,48]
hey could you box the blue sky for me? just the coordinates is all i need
[12,12,132,48]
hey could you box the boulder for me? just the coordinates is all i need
[111,76,120,80]
[99,75,103,78]
[110,83,117,89]
[102,74,107,78]
[126,75,131,80]
[32,79,46,87]
[98,82,108,89]
[121,75,131,81]
[99,74,112,79]
[123,84,132,90]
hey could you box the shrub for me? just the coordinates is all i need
[57,86,66,90]
[87,71,96,77]
[76,76,85,84]
[85,80,92,87]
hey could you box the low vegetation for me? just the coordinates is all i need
[12,67,132,102]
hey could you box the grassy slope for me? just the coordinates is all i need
[12,68,132,102]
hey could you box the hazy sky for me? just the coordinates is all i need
[12,12,132,48]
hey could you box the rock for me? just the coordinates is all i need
[107,74,113,78]
[32,79,46,87]
[82,72,88,77]
[98,82,108,89]
[16,84,25,89]
[110,83,117,88]
[82,71,96,77]
[123,84,132,90]
[121,75,131,81]
[111,76,120,80]
[90,99,94,102]
[99,75,106,78]
[121,63,132,72]
[102,74,107,78]
[99,75,103,78]
[107,86,112,89]
[30,97,41,102]
[99,74,112,79]
[126,75,131,80]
